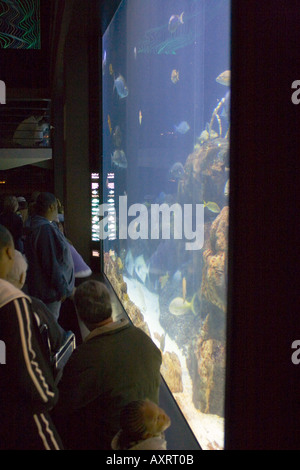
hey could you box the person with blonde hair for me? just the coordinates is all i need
[111,399,171,450]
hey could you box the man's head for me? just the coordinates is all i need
[0,225,15,279]
[7,250,28,289]
[74,280,113,329]
[35,192,58,222]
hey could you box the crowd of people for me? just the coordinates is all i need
[0,192,170,450]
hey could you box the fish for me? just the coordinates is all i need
[171,69,179,84]
[168,162,185,182]
[198,129,209,143]
[169,294,197,317]
[182,277,186,303]
[174,121,190,134]
[224,179,230,197]
[159,272,169,289]
[134,254,149,284]
[113,74,129,98]
[111,150,128,169]
[125,250,134,276]
[168,12,184,33]
[134,46,137,59]
[139,110,142,125]
[107,115,112,134]
[216,70,231,86]
[204,200,221,214]
[112,125,122,148]
[109,64,114,75]
[207,129,218,140]
[198,123,218,143]
[173,270,182,282]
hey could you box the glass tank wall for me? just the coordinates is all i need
[102,0,231,450]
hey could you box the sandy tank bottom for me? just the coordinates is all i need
[124,276,225,451]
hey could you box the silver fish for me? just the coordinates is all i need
[113,74,129,98]
[134,254,149,284]
[168,12,184,33]
[125,249,134,276]
[111,150,127,169]
[174,121,190,134]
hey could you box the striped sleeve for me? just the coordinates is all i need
[13,297,58,409]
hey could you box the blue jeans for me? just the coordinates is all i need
[45,301,62,322]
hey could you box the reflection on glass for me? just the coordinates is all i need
[102,0,230,450]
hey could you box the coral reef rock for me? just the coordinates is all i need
[194,337,226,417]
[161,351,183,394]
[180,138,229,206]
[201,206,229,313]
[104,253,151,337]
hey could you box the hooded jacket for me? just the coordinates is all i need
[0,279,62,449]
[25,215,75,303]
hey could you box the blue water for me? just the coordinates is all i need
[102,0,230,448]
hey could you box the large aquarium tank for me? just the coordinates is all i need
[102,0,231,450]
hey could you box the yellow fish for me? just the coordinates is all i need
[171,69,179,84]
[182,277,186,303]
[169,294,197,317]
[216,70,231,86]
[109,64,114,76]
[204,200,221,214]
[139,110,142,125]
[108,115,112,134]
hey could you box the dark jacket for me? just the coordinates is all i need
[31,296,67,353]
[25,215,75,303]
[53,318,162,450]
[0,280,63,449]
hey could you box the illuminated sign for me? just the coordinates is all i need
[91,173,100,242]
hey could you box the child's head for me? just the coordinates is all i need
[120,399,171,441]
